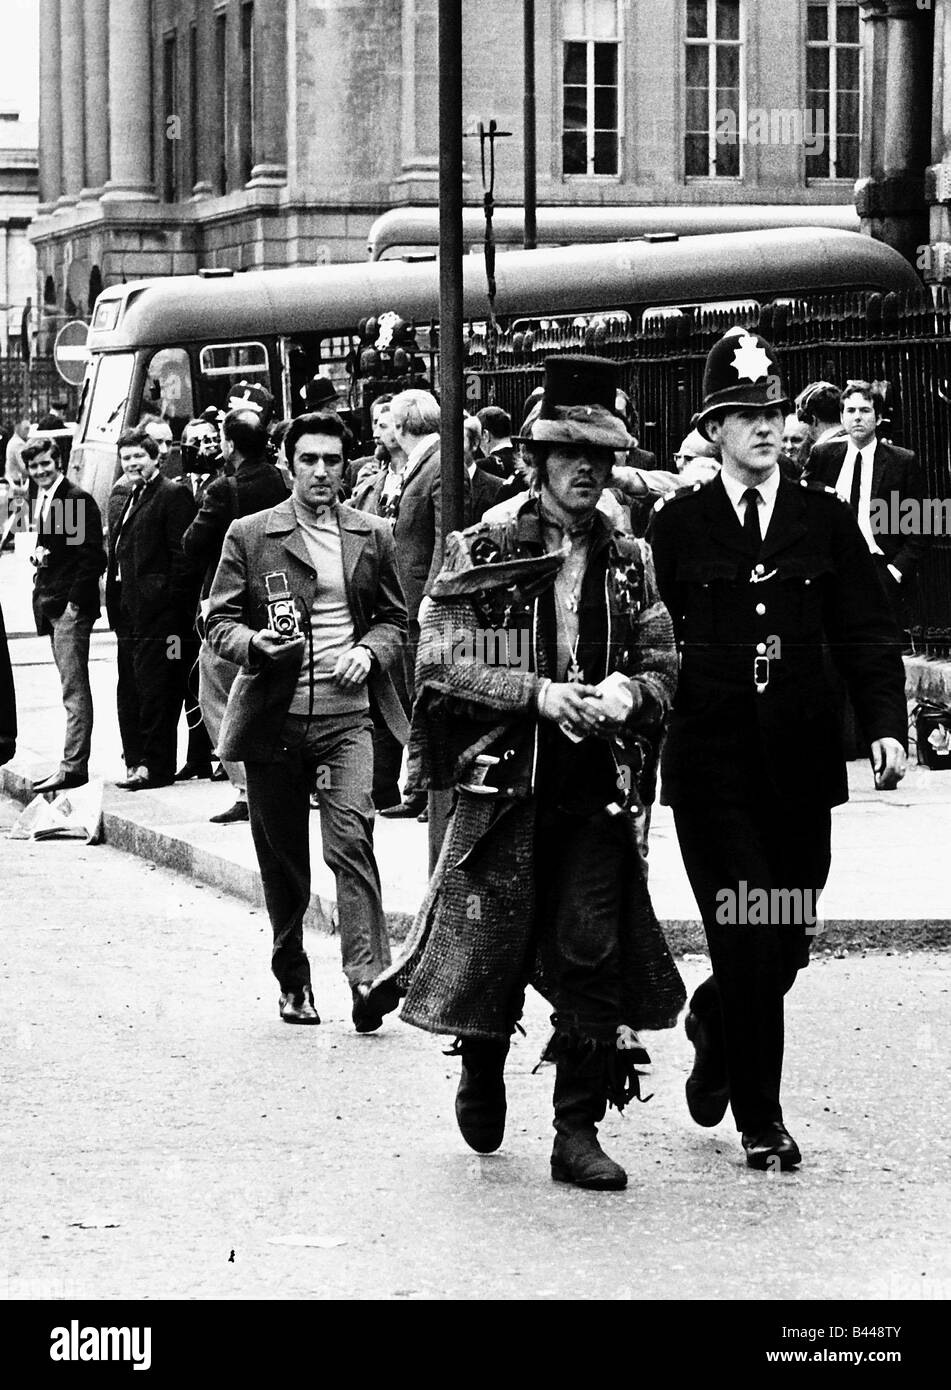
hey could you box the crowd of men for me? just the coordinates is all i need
[0,333,921,1187]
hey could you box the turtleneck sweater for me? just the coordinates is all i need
[289,499,369,717]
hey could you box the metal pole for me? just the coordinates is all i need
[523,0,537,250]
[430,0,465,869]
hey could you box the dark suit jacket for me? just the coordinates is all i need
[0,597,15,765]
[650,473,908,810]
[467,465,505,524]
[392,436,444,622]
[803,438,927,579]
[479,444,515,479]
[204,500,409,761]
[32,478,106,635]
[105,474,198,630]
[182,459,289,599]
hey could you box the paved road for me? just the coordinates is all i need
[1,797,949,1302]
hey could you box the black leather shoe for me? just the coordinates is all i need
[175,761,213,781]
[32,771,88,794]
[379,794,428,818]
[742,1123,802,1171]
[455,1040,509,1153]
[351,979,401,1033]
[115,772,173,791]
[279,985,321,1025]
[551,1131,628,1190]
[684,1009,730,1127]
[209,800,249,824]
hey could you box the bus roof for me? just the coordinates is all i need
[87,228,919,353]
[367,203,862,259]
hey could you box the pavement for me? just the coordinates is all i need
[1,539,950,953]
[1,817,948,1302]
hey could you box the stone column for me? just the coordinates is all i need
[81,0,109,197]
[246,0,287,186]
[395,0,441,191]
[100,0,157,201]
[190,0,214,197]
[58,0,86,205]
[924,0,951,278]
[38,0,63,210]
[855,0,933,265]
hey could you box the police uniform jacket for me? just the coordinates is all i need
[649,472,908,810]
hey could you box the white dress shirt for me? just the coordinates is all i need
[36,471,65,527]
[720,466,781,540]
[834,439,883,557]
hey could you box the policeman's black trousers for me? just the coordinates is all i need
[673,796,832,1133]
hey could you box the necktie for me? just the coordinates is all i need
[849,450,864,516]
[742,486,762,553]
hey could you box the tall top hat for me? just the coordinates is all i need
[519,355,634,450]
[694,327,790,441]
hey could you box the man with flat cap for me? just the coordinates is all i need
[649,327,908,1171]
[369,355,685,1191]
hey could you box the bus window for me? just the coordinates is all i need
[81,352,135,444]
[198,341,270,412]
[142,347,194,436]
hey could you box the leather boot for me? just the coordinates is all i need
[550,1051,627,1191]
[455,1038,510,1153]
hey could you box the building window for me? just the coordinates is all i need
[162,32,178,202]
[240,2,255,184]
[562,0,621,177]
[215,9,228,194]
[684,0,743,178]
[189,23,199,194]
[805,1,861,180]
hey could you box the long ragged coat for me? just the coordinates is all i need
[377,500,686,1042]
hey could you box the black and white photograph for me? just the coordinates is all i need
[0,0,948,1356]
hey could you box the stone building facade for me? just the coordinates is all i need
[30,0,946,342]
[0,111,38,357]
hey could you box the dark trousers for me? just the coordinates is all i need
[673,796,832,1133]
[115,604,188,781]
[534,807,628,1039]
[48,608,94,776]
[245,712,391,994]
[370,646,410,809]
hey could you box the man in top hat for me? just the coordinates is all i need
[369,355,685,1191]
[649,327,908,1171]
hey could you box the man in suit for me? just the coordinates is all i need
[23,438,106,793]
[804,379,928,624]
[476,406,515,479]
[0,595,15,768]
[204,410,408,1031]
[650,327,908,1172]
[382,388,444,817]
[795,380,846,452]
[106,427,198,790]
[182,408,289,823]
[464,413,505,523]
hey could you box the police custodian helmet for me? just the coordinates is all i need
[693,327,791,441]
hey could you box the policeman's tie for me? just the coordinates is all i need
[742,486,763,553]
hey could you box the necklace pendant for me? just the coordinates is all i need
[567,657,583,683]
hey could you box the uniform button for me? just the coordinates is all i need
[755,603,766,616]
[804,578,811,586]
[755,641,767,655]
[754,563,765,575]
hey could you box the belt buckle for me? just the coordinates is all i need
[754,656,770,692]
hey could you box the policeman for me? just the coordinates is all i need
[650,327,907,1171]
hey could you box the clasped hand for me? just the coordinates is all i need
[540,681,640,739]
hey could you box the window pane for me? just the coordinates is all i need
[595,84,618,129]
[716,137,739,176]
[686,0,707,39]
[82,353,135,444]
[564,41,587,85]
[806,47,829,91]
[594,130,618,173]
[685,44,708,87]
[836,134,859,179]
[564,88,588,130]
[838,47,859,89]
[717,45,739,87]
[806,143,831,178]
[145,348,194,431]
[837,2,859,45]
[590,0,618,39]
[564,0,585,35]
[686,87,708,132]
[563,130,587,174]
[807,2,828,42]
[685,133,709,175]
[837,89,859,136]
[594,42,617,84]
[716,0,739,40]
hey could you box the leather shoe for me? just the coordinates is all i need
[279,984,321,1025]
[455,1039,509,1153]
[176,761,213,781]
[742,1123,802,1171]
[115,771,173,791]
[684,1009,730,1127]
[379,794,428,818]
[32,771,88,794]
[551,1132,628,1190]
[351,979,401,1033]
[209,799,249,824]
